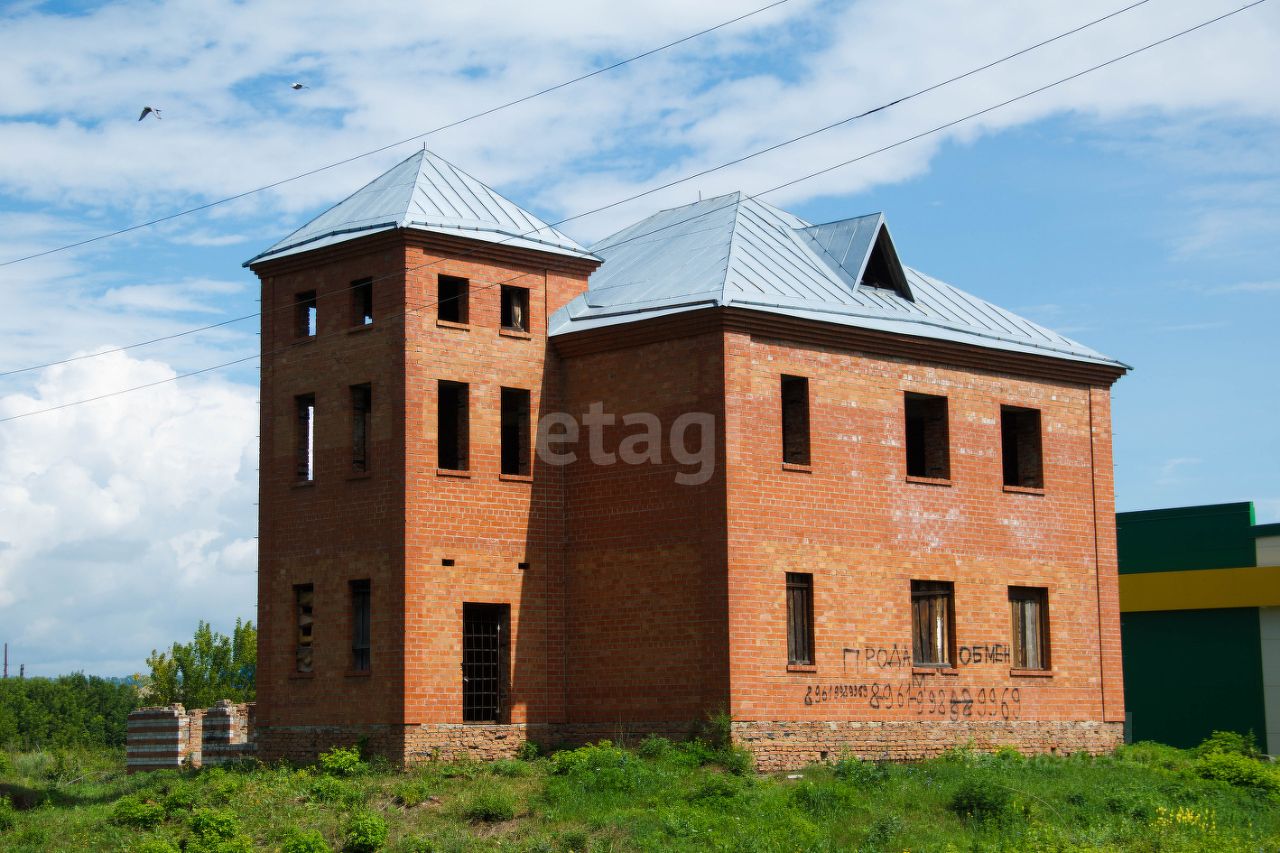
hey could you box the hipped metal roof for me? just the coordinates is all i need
[245,149,597,266]
[550,192,1127,370]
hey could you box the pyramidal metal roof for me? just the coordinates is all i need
[549,192,1127,370]
[245,149,596,266]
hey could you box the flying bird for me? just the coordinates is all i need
[138,106,161,121]
[290,82,307,90]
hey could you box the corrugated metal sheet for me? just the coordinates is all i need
[550,192,1126,370]
[245,150,596,266]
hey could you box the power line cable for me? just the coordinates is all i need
[0,0,1158,378]
[0,0,1267,425]
[0,0,795,268]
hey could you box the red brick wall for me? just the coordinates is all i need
[560,331,730,724]
[256,237,408,747]
[721,330,1123,742]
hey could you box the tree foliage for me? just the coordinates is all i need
[0,673,139,748]
[145,619,256,710]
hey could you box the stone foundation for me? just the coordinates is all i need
[132,705,1122,773]
[733,719,1125,772]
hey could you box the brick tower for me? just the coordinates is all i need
[247,150,599,761]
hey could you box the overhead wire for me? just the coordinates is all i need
[0,0,1268,425]
[0,0,1158,379]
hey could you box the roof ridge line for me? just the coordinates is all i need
[716,192,747,305]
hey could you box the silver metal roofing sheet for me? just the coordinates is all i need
[549,193,1125,370]
[245,150,596,266]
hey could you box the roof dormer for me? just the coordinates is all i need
[797,213,912,300]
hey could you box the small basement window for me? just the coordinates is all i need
[1001,406,1043,488]
[786,573,814,666]
[500,387,530,476]
[905,393,950,479]
[911,580,954,667]
[781,375,810,466]
[438,275,469,324]
[350,579,371,672]
[438,381,470,471]
[500,285,529,332]
[295,584,314,673]
[295,393,315,482]
[351,278,373,326]
[351,384,371,473]
[295,291,317,338]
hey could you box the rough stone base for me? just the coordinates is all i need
[733,719,1125,772]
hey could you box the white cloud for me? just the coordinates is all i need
[0,351,257,675]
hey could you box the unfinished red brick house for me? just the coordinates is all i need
[246,150,1128,770]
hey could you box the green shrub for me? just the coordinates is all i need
[110,795,166,829]
[458,782,517,823]
[695,709,734,748]
[687,773,744,802]
[319,745,365,777]
[392,778,435,808]
[391,837,437,853]
[343,810,388,853]
[0,796,14,832]
[0,752,11,776]
[636,736,674,758]
[834,756,891,786]
[1194,730,1262,760]
[516,740,540,761]
[789,781,850,818]
[1117,741,1188,771]
[489,758,532,778]
[1192,751,1280,797]
[162,787,198,815]
[548,741,654,791]
[132,840,180,853]
[188,808,241,840]
[281,827,332,853]
[307,775,363,806]
[864,814,902,848]
[947,779,1012,822]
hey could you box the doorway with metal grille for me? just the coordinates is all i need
[462,603,508,723]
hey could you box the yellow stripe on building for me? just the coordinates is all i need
[1120,565,1280,613]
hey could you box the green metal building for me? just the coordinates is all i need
[1118,501,1280,752]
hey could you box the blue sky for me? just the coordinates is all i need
[0,0,1276,675]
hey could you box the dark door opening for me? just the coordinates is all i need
[462,603,509,723]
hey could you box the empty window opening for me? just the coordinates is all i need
[351,384,371,473]
[350,580,371,672]
[295,584,314,673]
[911,580,954,667]
[438,275,469,324]
[351,278,373,325]
[500,285,529,332]
[295,291,317,338]
[437,381,470,471]
[786,573,814,666]
[781,375,810,466]
[462,603,509,723]
[295,393,315,482]
[500,387,531,476]
[1010,587,1050,670]
[905,393,950,479]
[1001,406,1043,488]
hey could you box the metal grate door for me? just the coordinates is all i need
[462,604,506,722]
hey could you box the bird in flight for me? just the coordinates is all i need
[290,82,307,90]
[138,106,161,121]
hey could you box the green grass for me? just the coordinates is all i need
[1,738,1278,851]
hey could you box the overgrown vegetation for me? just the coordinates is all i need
[0,673,139,749]
[1,732,1278,851]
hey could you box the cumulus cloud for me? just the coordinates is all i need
[0,351,257,675]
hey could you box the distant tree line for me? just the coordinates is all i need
[0,673,139,749]
[0,619,255,751]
